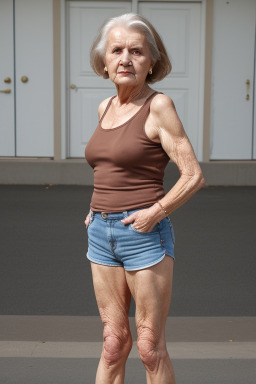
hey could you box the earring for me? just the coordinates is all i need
[149,68,152,75]
[104,67,108,73]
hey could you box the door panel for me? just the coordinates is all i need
[210,0,256,160]
[0,0,15,156]
[69,1,132,157]
[139,2,202,158]
[15,0,54,157]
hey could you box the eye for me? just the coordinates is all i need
[132,49,141,55]
[113,48,121,54]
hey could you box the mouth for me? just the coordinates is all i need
[118,71,133,75]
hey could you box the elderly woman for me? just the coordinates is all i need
[84,13,205,384]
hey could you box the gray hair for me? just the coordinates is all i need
[90,13,172,84]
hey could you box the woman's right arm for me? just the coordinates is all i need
[84,97,112,228]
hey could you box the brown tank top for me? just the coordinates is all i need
[84,91,170,212]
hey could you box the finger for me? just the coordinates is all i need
[84,215,90,226]
[121,214,136,225]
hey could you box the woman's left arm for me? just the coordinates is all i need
[121,94,206,230]
[150,94,206,220]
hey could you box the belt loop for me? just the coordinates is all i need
[123,210,128,218]
[90,209,95,221]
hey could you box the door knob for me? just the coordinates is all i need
[0,89,11,93]
[21,76,29,83]
[70,84,77,89]
[4,77,11,83]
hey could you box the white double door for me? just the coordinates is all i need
[0,0,53,157]
[69,1,202,159]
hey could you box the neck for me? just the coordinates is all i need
[115,83,151,105]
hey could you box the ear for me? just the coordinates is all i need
[151,58,157,68]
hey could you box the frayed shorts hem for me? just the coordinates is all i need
[87,252,174,271]
[87,253,122,268]
[124,253,174,271]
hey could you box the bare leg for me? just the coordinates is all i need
[90,262,133,384]
[125,255,175,384]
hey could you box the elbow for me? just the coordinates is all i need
[192,172,206,190]
[181,170,206,190]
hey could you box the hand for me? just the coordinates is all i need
[84,211,91,228]
[121,204,164,233]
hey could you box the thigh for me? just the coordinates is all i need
[90,262,132,331]
[125,256,174,336]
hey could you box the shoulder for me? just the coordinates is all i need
[150,93,176,117]
[149,93,184,137]
[98,96,114,120]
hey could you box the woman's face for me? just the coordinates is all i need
[104,27,153,88]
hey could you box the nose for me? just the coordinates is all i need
[119,49,131,66]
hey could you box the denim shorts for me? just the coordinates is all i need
[86,205,175,271]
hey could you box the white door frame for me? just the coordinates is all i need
[60,0,206,161]
[253,20,256,159]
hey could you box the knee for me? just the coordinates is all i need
[137,325,166,372]
[103,324,132,367]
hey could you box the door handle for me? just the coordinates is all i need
[246,79,250,100]
[0,89,11,93]
[4,77,11,83]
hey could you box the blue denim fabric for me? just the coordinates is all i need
[86,206,175,271]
